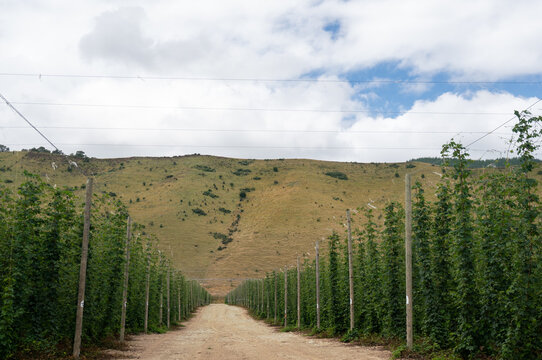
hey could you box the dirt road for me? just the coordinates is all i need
[111,304,390,360]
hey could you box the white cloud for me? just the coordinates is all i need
[0,1,541,161]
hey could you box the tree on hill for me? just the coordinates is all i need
[0,144,9,152]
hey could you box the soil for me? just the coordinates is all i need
[105,304,391,360]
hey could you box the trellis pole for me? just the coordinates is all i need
[405,173,413,349]
[73,177,93,359]
[120,216,132,342]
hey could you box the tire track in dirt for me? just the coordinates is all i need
[110,304,390,360]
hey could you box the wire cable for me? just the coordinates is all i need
[2,142,490,152]
[7,100,515,115]
[1,72,541,85]
[0,93,60,152]
[466,98,542,148]
[0,125,513,136]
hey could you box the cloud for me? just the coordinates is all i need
[0,0,541,162]
[79,7,154,67]
[73,1,542,80]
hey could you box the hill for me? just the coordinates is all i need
[1,150,539,295]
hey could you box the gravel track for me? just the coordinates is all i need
[110,304,390,360]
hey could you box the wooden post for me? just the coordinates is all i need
[73,177,93,359]
[167,266,170,328]
[261,278,265,315]
[159,262,163,325]
[258,280,261,312]
[144,245,150,333]
[405,173,413,349]
[177,278,181,322]
[284,267,288,327]
[315,239,321,330]
[120,216,132,342]
[266,277,270,318]
[274,272,278,323]
[297,256,301,328]
[347,209,354,331]
[189,281,193,312]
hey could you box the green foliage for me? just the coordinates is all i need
[193,165,215,172]
[411,156,539,168]
[412,181,433,336]
[442,140,480,357]
[232,168,251,176]
[211,232,233,245]
[191,208,207,216]
[0,174,210,358]
[381,202,405,338]
[324,171,348,180]
[202,189,219,198]
[239,191,247,200]
[226,112,542,360]
[218,207,231,214]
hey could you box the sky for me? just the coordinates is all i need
[0,0,541,162]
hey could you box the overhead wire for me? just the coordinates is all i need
[7,100,515,115]
[0,93,60,152]
[1,72,541,85]
[0,92,93,177]
[1,142,489,152]
[0,125,513,136]
[466,98,542,148]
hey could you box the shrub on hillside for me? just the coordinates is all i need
[194,165,215,172]
[232,169,251,176]
[325,171,348,180]
[192,208,207,216]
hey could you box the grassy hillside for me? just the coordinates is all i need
[2,150,539,295]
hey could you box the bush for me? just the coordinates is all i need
[211,232,233,245]
[325,171,348,180]
[194,165,215,172]
[192,208,207,216]
[203,190,219,198]
[232,169,251,176]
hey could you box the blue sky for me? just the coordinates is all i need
[0,0,541,162]
[341,62,542,117]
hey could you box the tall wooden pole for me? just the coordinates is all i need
[177,278,181,322]
[144,245,150,333]
[166,266,170,328]
[254,280,260,312]
[284,267,288,327]
[73,177,93,359]
[297,256,301,328]
[120,216,132,342]
[159,254,163,326]
[347,210,355,331]
[315,239,320,330]
[261,278,265,315]
[405,173,413,349]
[274,272,277,323]
[266,277,270,318]
[189,281,193,312]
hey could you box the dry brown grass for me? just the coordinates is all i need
[2,151,539,296]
